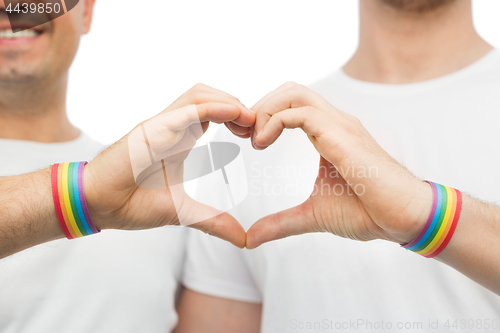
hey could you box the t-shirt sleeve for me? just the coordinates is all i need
[181,228,262,303]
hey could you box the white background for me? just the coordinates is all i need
[67,0,500,144]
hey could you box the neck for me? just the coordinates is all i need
[344,0,493,84]
[0,74,79,143]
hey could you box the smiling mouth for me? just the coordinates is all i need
[0,28,42,39]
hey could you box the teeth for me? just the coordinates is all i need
[0,29,39,39]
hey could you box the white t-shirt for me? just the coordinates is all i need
[182,50,500,332]
[0,133,186,333]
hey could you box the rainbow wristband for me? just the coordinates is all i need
[51,162,100,239]
[402,181,462,258]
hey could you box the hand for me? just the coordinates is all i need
[168,84,254,139]
[246,82,432,249]
[83,84,255,248]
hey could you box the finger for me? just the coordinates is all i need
[154,103,241,131]
[189,92,254,127]
[139,103,242,161]
[253,85,324,144]
[188,86,255,128]
[254,106,328,149]
[250,81,299,112]
[232,131,251,139]
[250,82,299,148]
[188,83,243,105]
[171,83,241,109]
[189,212,247,248]
[197,105,252,138]
[195,103,244,124]
[170,85,255,127]
[229,110,255,129]
[225,121,251,137]
[168,181,247,248]
[246,199,316,249]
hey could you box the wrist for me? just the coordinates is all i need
[401,181,463,258]
[50,162,103,239]
[33,168,67,242]
[382,180,433,245]
[403,181,434,244]
[82,163,108,231]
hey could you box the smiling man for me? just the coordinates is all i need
[0,0,259,330]
[0,1,189,332]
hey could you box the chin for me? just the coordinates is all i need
[0,62,45,85]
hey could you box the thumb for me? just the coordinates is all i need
[165,177,247,248]
[188,209,247,249]
[246,199,316,249]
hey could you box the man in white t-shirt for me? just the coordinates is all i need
[0,2,188,332]
[0,0,256,328]
[175,1,500,332]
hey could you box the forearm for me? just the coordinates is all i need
[0,167,64,259]
[436,194,500,294]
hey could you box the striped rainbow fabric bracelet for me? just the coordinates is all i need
[51,162,100,239]
[402,181,462,258]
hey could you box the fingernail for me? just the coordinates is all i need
[253,131,266,150]
[255,131,265,149]
[253,138,266,151]
[251,132,259,149]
